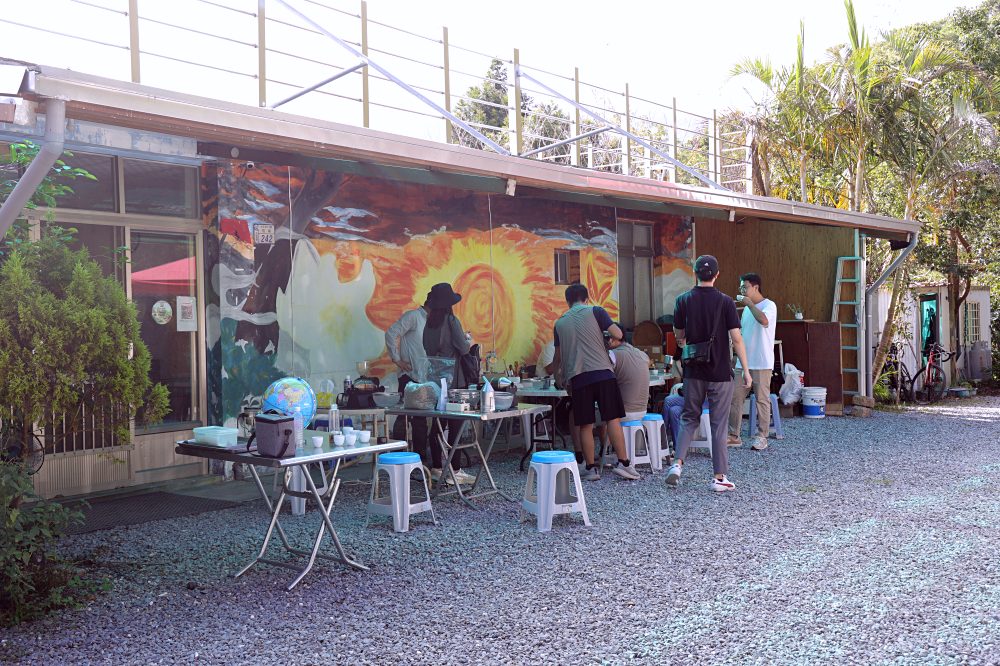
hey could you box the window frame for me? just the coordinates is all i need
[616,219,655,328]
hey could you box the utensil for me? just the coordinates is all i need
[332,433,345,447]
[310,435,324,448]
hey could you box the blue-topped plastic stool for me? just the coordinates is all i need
[748,394,784,440]
[520,450,591,532]
[621,419,652,470]
[366,451,437,533]
[688,407,713,454]
[642,413,667,471]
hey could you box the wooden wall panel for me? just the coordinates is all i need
[693,217,855,322]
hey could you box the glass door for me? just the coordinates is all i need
[130,231,199,428]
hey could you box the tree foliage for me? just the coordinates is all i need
[0,142,169,457]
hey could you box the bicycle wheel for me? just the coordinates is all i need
[923,365,947,403]
[897,364,914,403]
[1,431,45,475]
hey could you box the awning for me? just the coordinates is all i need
[131,256,195,296]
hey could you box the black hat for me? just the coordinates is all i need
[426,282,462,308]
[694,255,719,280]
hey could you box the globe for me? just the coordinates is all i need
[261,377,318,425]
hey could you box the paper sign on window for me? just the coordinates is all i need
[176,296,197,332]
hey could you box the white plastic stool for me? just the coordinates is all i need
[688,408,713,454]
[520,450,591,532]
[749,393,784,440]
[366,451,437,533]
[642,413,666,471]
[621,419,652,470]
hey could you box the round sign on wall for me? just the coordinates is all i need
[151,300,173,325]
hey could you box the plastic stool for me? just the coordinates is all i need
[688,408,713,454]
[621,419,651,470]
[642,413,666,471]
[520,450,591,532]
[366,451,437,533]
[748,394,784,440]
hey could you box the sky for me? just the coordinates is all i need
[1,0,983,142]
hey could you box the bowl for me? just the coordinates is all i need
[494,391,515,410]
[332,433,346,447]
[372,392,401,408]
[357,430,372,444]
[344,433,358,447]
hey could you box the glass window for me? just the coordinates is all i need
[964,301,981,343]
[53,150,118,212]
[123,158,199,218]
[130,231,199,428]
[41,221,126,283]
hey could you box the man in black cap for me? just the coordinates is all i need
[666,255,752,492]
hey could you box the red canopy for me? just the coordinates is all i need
[131,256,195,296]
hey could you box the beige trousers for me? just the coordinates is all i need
[729,368,771,439]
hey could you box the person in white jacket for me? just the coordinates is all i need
[386,283,475,486]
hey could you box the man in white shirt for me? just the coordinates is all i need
[728,272,777,451]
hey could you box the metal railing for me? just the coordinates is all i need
[1,0,752,192]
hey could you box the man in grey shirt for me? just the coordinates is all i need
[547,283,640,481]
[608,330,650,421]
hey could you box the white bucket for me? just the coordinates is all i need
[802,387,827,419]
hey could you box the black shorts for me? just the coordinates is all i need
[571,378,625,426]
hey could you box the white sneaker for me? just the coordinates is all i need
[665,463,682,487]
[711,475,736,492]
[452,468,478,485]
[581,465,601,481]
[612,462,641,480]
[430,468,456,486]
[751,437,769,451]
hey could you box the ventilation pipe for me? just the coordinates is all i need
[864,231,919,396]
[0,98,66,240]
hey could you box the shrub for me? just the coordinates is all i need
[0,461,86,625]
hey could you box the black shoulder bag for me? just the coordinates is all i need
[680,295,724,367]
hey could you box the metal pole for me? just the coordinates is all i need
[521,125,611,158]
[128,0,140,83]
[519,69,724,189]
[443,26,452,143]
[512,49,523,156]
[273,0,509,155]
[0,100,65,240]
[670,97,678,183]
[360,0,369,128]
[709,110,718,183]
[270,61,367,109]
[624,83,631,176]
[572,67,580,167]
[257,0,267,107]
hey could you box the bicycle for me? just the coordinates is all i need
[0,420,45,475]
[911,342,955,404]
[883,342,914,402]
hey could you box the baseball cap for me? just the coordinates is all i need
[694,255,719,280]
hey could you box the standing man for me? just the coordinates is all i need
[727,272,777,451]
[547,283,640,481]
[666,255,752,492]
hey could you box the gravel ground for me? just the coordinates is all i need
[3,398,1000,665]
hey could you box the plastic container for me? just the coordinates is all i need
[802,387,827,419]
[193,426,238,447]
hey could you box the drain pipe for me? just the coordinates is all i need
[0,98,66,241]
[864,231,919,396]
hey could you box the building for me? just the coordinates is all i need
[872,283,993,386]
[0,62,919,498]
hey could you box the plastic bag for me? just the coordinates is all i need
[779,363,805,405]
[404,381,440,410]
[426,355,458,385]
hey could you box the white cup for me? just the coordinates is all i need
[343,426,354,436]
[358,430,371,444]
[332,433,346,447]
[344,433,358,448]
[310,435,324,448]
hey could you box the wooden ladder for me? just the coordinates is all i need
[832,256,863,398]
